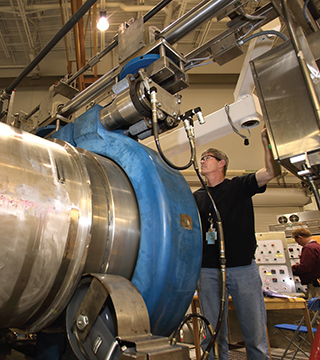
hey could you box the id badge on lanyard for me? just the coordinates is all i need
[206,216,217,245]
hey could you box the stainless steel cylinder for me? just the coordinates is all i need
[159,0,234,45]
[0,122,140,332]
[100,87,141,130]
[99,82,150,131]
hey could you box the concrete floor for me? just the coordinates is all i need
[0,313,314,360]
[0,348,34,360]
[189,345,310,359]
[0,343,311,360]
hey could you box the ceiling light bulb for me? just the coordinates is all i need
[97,11,109,31]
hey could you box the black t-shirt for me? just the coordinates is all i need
[193,173,266,268]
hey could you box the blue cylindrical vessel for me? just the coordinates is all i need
[54,105,202,336]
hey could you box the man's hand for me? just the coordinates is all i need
[256,127,281,187]
[261,128,269,146]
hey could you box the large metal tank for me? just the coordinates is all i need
[0,111,202,337]
[0,122,140,333]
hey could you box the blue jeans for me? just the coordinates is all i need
[198,261,270,360]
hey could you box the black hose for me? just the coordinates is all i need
[304,0,320,20]
[203,224,226,358]
[3,0,98,97]
[151,90,194,170]
[241,30,288,44]
[150,87,226,355]
[153,126,195,170]
[303,0,316,32]
[171,313,215,345]
[193,162,226,360]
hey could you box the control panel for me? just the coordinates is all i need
[256,232,301,294]
[259,265,294,293]
[287,241,308,293]
[256,240,286,264]
[288,243,302,261]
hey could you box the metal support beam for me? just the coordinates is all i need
[1,0,98,98]
[71,0,87,91]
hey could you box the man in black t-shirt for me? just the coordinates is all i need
[193,129,280,360]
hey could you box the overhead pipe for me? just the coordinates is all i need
[32,0,237,119]
[60,65,120,117]
[157,0,235,45]
[61,0,237,117]
[0,65,26,69]
[143,0,173,22]
[66,41,118,84]
[184,2,276,66]
[159,0,212,41]
[0,0,98,100]
[66,0,174,85]
[26,0,172,119]
[0,2,168,15]
[26,0,174,120]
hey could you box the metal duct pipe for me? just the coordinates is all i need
[158,0,235,45]
[0,122,140,333]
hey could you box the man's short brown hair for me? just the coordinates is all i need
[201,148,229,175]
[291,228,312,239]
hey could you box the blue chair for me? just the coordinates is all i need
[274,297,320,359]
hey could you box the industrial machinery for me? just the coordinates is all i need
[0,0,320,358]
